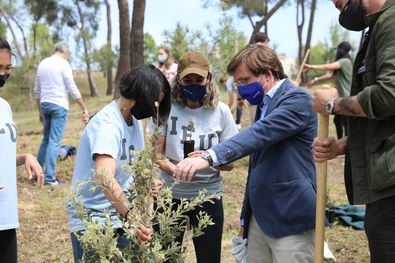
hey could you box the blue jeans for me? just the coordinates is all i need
[37,102,68,183]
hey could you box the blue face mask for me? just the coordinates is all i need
[237,79,265,105]
[180,84,206,102]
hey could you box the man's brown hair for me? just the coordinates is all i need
[227,44,285,80]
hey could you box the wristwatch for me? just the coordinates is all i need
[201,151,213,166]
[325,98,336,115]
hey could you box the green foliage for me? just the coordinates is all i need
[29,23,54,59]
[221,0,268,17]
[144,33,157,64]
[73,128,217,262]
[0,20,6,39]
[92,44,117,74]
[192,15,247,76]
[163,23,192,61]
[308,23,357,79]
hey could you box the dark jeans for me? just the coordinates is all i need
[365,195,395,263]
[70,228,131,263]
[156,197,224,263]
[0,228,17,263]
[236,107,243,125]
[333,114,348,139]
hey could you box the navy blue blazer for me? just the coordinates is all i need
[211,79,318,238]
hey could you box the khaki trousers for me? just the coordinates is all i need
[247,214,314,263]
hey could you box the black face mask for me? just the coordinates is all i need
[0,74,10,88]
[339,0,367,31]
[130,102,154,120]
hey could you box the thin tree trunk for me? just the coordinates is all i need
[9,15,29,56]
[76,0,98,97]
[296,0,305,65]
[105,0,113,96]
[114,0,131,99]
[248,0,287,44]
[0,8,22,58]
[130,0,146,69]
[303,0,317,83]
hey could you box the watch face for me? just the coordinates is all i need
[326,103,331,112]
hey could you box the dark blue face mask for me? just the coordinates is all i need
[237,80,265,105]
[0,74,10,88]
[180,84,206,102]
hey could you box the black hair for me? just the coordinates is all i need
[0,38,11,54]
[335,41,352,61]
[254,32,269,44]
[119,64,171,120]
[334,41,352,75]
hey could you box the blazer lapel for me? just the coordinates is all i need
[264,79,292,118]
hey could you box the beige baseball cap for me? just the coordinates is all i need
[177,51,210,80]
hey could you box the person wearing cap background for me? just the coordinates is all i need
[312,0,395,262]
[304,41,353,139]
[156,51,238,262]
[173,45,318,262]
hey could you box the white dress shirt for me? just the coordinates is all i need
[34,54,81,110]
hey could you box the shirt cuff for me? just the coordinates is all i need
[207,149,220,167]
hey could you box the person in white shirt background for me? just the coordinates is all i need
[0,38,44,263]
[34,42,89,185]
[156,51,238,263]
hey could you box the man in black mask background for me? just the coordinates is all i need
[312,0,395,262]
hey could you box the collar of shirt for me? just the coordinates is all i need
[260,78,286,108]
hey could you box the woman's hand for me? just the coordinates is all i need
[150,179,163,197]
[22,154,44,186]
[303,64,314,71]
[136,223,152,243]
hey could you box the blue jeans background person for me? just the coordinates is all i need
[37,102,68,184]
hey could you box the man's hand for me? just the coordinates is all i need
[24,154,44,186]
[238,226,244,237]
[82,109,89,124]
[312,88,338,114]
[312,137,342,162]
[237,99,245,109]
[173,157,210,182]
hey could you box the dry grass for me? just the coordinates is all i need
[9,79,369,262]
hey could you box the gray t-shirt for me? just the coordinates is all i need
[158,102,238,200]
[335,58,353,97]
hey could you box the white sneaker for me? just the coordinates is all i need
[236,124,241,130]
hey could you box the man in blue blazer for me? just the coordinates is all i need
[174,44,318,262]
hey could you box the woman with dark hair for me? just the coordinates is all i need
[0,38,44,263]
[156,51,238,262]
[67,64,171,262]
[156,47,178,82]
[304,41,353,139]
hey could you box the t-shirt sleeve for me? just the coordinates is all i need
[219,103,238,141]
[87,124,120,160]
[338,58,348,68]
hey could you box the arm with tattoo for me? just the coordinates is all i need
[334,96,367,117]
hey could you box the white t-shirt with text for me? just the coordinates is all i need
[0,97,18,231]
[158,101,238,199]
[67,101,144,232]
